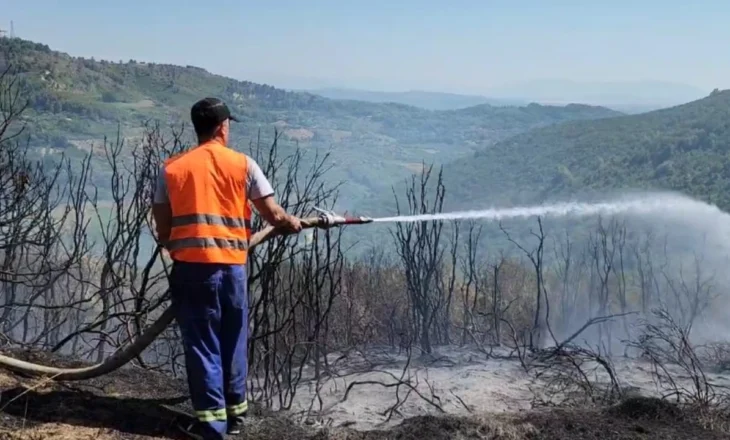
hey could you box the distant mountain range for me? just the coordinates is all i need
[307,80,709,114]
[486,79,709,113]
[303,88,526,110]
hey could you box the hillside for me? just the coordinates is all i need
[0,37,622,210]
[432,88,730,212]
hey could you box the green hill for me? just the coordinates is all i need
[1,37,622,210]
[430,88,730,212]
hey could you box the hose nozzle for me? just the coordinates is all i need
[313,207,373,227]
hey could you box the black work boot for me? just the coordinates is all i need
[227,414,248,435]
[176,420,225,440]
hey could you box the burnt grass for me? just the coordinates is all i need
[0,349,729,440]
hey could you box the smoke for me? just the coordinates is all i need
[374,190,730,348]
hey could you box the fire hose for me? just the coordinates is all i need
[0,209,373,381]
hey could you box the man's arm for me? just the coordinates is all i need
[252,195,299,230]
[152,167,172,247]
[247,158,301,232]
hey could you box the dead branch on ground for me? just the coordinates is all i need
[627,308,729,408]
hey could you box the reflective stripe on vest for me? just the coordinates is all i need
[167,236,249,252]
[171,213,252,230]
[163,141,252,264]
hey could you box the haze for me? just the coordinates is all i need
[4,0,728,110]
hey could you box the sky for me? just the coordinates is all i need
[1,1,728,95]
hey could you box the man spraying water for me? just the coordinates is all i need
[152,97,303,440]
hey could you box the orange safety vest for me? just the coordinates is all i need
[162,140,252,264]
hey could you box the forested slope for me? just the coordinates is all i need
[0,37,622,209]
[437,88,730,211]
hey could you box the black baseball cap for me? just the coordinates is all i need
[190,97,240,134]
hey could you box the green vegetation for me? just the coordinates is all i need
[435,88,730,211]
[1,37,622,210]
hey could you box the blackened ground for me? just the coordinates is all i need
[0,348,728,440]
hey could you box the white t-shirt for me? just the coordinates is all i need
[153,155,275,204]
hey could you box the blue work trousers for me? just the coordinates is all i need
[170,261,249,439]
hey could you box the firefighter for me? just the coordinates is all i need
[152,97,302,439]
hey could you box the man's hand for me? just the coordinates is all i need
[280,214,302,233]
